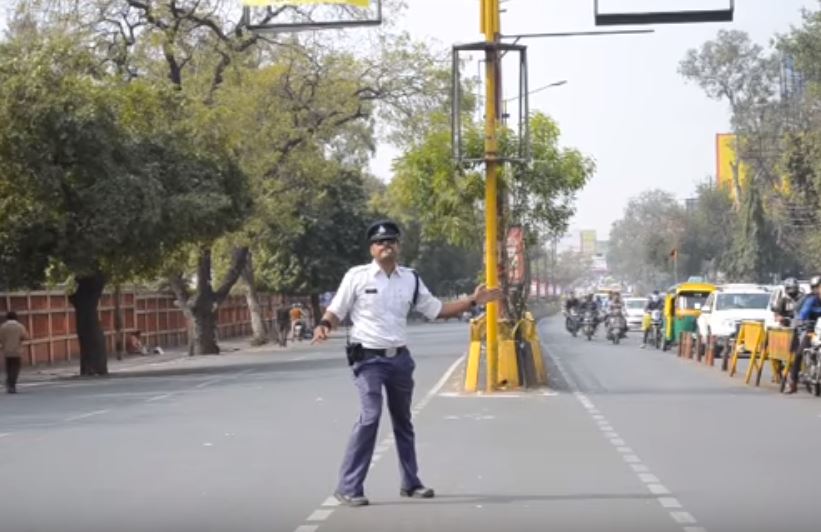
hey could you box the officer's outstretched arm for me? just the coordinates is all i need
[437,284,504,319]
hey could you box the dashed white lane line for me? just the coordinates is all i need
[659,497,683,509]
[550,347,709,532]
[64,409,110,422]
[305,510,333,522]
[290,354,466,532]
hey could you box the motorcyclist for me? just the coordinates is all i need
[564,292,581,314]
[784,275,821,394]
[606,292,628,338]
[579,293,599,315]
[771,277,803,327]
[641,291,664,349]
[564,291,581,335]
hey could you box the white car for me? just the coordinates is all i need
[697,285,772,345]
[623,297,648,330]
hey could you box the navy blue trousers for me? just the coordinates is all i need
[337,349,422,496]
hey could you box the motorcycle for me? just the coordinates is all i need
[581,310,597,341]
[649,309,663,349]
[293,320,312,342]
[606,312,628,345]
[565,309,580,337]
[798,320,821,396]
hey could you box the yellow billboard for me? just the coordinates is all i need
[243,0,370,6]
[580,230,597,256]
[715,133,748,194]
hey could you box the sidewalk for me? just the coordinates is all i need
[17,334,325,384]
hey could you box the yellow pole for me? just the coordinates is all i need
[482,0,501,391]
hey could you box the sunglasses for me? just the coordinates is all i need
[373,238,398,247]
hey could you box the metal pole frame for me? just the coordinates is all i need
[451,42,530,165]
[242,0,382,34]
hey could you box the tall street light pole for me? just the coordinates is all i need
[481,0,501,391]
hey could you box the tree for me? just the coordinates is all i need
[679,29,780,205]
[723,183,776,282]
[0,37,250,373]
[607,190,687,291]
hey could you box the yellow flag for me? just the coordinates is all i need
[242,0,370,7]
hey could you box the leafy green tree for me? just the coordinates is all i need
[0,38,249,373]
[607,190,686,291]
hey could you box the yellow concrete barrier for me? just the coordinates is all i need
[463,313,486,392]
[728,321,766,382]
[497,320,520,388]
[521,312,547,385]
[757,327,795,387]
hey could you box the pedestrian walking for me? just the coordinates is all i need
[312,220,503,507]
[0,311,30,394]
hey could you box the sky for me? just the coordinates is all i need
[0,1,814,242]
[370,0,817,241]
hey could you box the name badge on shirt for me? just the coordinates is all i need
[365,288,378,294]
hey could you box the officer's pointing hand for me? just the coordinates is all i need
[472,284,504,305]
[312,324,330,344]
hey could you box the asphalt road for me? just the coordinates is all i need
[1,318,820,532]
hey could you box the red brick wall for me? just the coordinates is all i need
[0,290,291,367]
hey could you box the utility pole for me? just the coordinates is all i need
[481,0,501,391]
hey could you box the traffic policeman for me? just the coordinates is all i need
[312,220,502,507]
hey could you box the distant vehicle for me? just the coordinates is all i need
[696,285,772,349]
[623,297,648,330]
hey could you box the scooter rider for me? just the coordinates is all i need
[564,292,581,314]
[641,291,664,349]
[785,275,821,394]
[606,292,628,338]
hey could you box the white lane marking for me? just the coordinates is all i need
[0,433,10,439]
[146,394,172,402]
[306,510,333,522]
[320,497,339,508]
[670,512,697,525]
[659,497,683,509]
[547,337,708,532]
[290,356,308,362]
[294,526,319,532]
[64,409,110,422]
[647,484,671,495]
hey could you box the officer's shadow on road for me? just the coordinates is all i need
[369,491,658,507]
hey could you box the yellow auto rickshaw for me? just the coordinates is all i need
[662,281,716,351]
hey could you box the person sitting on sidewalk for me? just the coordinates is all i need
[125,330,149,356]
[0,311,30,394]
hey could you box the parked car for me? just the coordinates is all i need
[623,297,648,330]
[696,285,772,349]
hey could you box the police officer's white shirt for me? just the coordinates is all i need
[327,261,443,349]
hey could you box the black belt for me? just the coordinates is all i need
[361,346,407,359]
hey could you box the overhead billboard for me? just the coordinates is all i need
[580,230,597,256]
[716,133,748,194]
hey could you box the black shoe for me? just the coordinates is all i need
[7,386,16,394]
[334,492,369,507]
[400,486,435,498]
